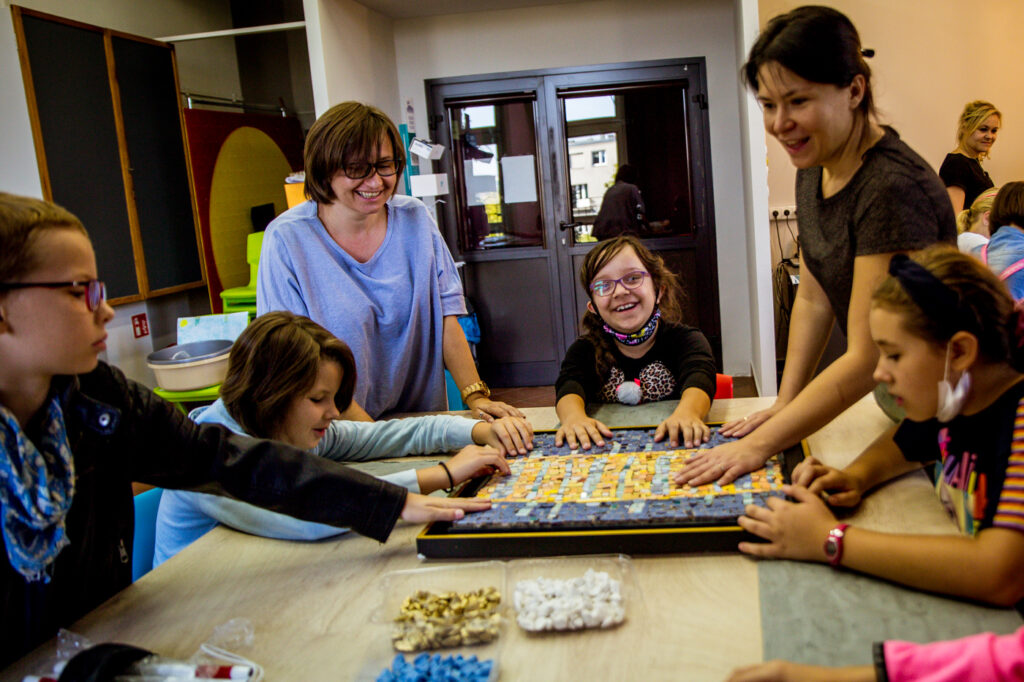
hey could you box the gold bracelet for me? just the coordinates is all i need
[460,380,490,402]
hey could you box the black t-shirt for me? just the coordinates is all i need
[939,152,994,209]
[796,127,956,335]
[555,322,717,404]
[893,379,1024,535]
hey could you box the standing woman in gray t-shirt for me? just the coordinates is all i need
[676,5,955,487]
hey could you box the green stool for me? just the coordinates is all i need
[153,384,221,414]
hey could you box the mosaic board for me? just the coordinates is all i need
[417,426,806,558]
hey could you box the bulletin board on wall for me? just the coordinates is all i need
[183,109,304,312]
[13,6,204,303]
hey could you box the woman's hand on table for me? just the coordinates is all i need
[727,661,876,682]
[555,414,613,449]
[654,410,710,448]
[466,395,525,421]
[672,438,771,486]
[736,485,837,562]
[446,444,511,483]
[718,402,783,438]
[474,416,534,455]
[400,492,491,523]
[791,456,866,507]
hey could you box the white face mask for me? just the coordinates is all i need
[936,342,971,422]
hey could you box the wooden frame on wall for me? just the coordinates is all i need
[11,5,206,305]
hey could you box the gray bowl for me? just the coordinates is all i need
[147,339,233,365]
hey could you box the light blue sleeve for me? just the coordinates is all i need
[431,221,468,317]
[256,221,310,316]
[173,469,419,543]
[313,414,478,462]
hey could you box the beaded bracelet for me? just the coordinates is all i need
[439,462,455,492]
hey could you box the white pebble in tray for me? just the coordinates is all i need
[514,569,625,632]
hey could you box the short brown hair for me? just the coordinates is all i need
[0,192,87,284]
[873,245,1020,367]
[578,235,686,377]
[220,311,357,438]
[303,101,406,205]
[990,181,1024,236]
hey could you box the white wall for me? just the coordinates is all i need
[389,0,757,377]
[758,0,1024,209]
[303,0,400,119]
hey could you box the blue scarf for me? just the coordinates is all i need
[0,394,75,583]
[601,308,661,346]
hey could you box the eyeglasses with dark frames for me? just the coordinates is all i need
[0,279,107,311]
[589,271,650,297]
[342,159,400,180]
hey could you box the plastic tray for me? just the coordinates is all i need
[357,562,506,681]
[505,554,641,634]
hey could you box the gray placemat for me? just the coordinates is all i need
[759,560,1022,665]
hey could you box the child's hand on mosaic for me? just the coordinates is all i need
[792,456,865,508]
[736,485,837,561]
[401,492,492,524]
[446,444,511,484]
[654,411,710,448]
[718,402,784,438]
[555,414,614,450]
[475,416,534,456]
[672,438,771,486]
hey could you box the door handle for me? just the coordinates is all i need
[559,221,582,232]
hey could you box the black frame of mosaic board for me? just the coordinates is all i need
[417,425,809,558]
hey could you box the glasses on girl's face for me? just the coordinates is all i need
[342,159,399,180]
[589,271,650,297]
[0,279,107,311]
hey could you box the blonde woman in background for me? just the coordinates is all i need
[956,185,999,253]
[940,100,1001,213]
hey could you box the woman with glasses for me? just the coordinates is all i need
[258,102,527,431]
[554,235,717,450]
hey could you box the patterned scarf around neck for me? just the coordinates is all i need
[0,394,75,583]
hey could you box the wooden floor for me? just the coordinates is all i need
[491,376,758,408]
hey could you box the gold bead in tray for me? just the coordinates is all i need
[392,587,502,652]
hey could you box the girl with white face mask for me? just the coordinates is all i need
[735,246,1024,608]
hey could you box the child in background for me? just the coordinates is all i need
[0,193,488,667]
[727,626,1024,681]
[738,247,1024,606]
[962,181,1024,300]
[154,311,526,564]
[555,235,716,449]
[956,185,999,253]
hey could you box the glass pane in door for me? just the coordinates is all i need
[448,98,543,251]
[562,83,693,242]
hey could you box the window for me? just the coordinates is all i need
[569,152,584,169]
[571,183,589,210]
[592,150,606,166]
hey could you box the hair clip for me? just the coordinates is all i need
[860,48,875,58]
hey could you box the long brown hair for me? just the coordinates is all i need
[221,311,356,438]
[578,235,685,377]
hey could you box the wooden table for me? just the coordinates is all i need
[5,397,1020,681]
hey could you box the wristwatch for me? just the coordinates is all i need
[460,380,491,402]
[824,523,850,567]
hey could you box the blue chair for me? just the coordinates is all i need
[132,487,163,581]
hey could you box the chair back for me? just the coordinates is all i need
[246,231,264,285]
[714,373,733,400]
[132,487,164,581]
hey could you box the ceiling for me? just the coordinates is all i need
[354,0,588,19]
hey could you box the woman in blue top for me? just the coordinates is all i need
[258,101,527,430]
[154,312,528,565]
